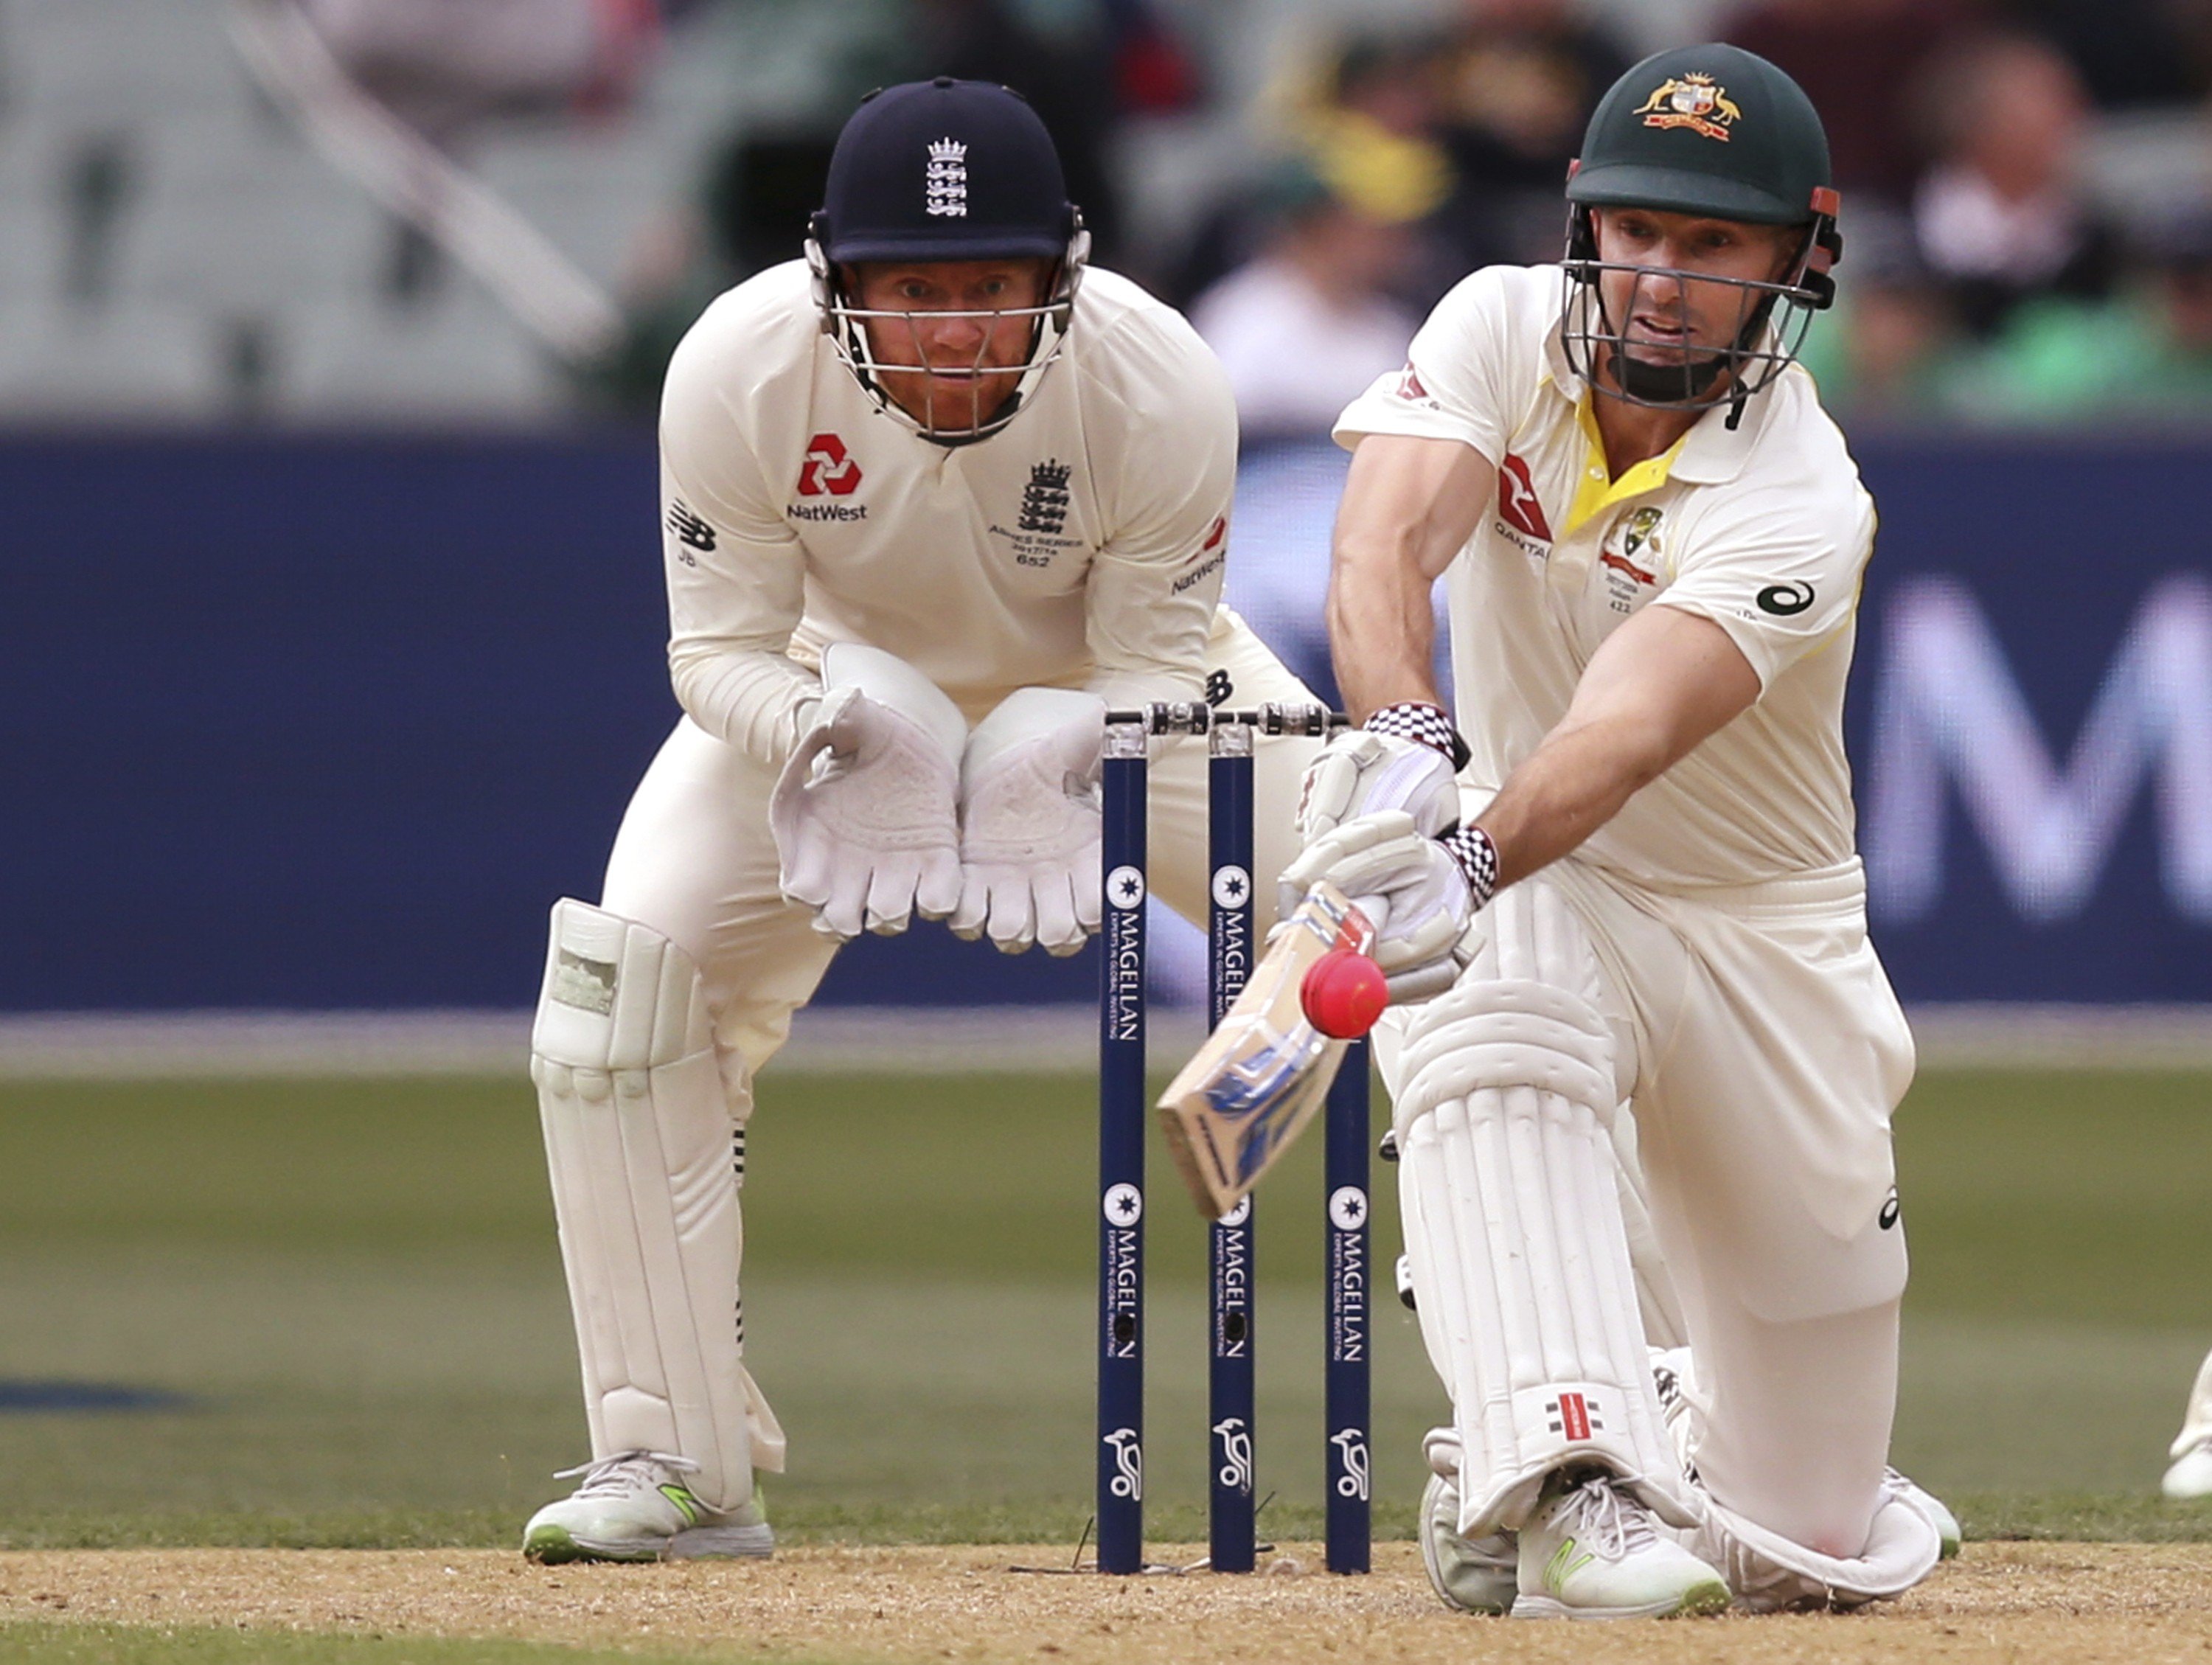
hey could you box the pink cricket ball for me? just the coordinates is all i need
[1300,948,1388,1039]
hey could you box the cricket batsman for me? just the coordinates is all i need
[1285,44,1952,1615]
[519,77,1321,1562]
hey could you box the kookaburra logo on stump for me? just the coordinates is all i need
[925,138,968,217]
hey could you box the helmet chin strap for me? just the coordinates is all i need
[1606,343,1730,403]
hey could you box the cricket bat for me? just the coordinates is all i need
[1157,880,1377,1219]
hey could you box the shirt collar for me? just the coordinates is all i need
[1543,303,1781,488]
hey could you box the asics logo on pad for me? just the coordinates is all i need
[797,434,863,497]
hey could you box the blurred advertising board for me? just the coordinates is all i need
[0,431,2203,1009]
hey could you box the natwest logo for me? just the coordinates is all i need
[1498,453,1552,541]
[797,433,862,496]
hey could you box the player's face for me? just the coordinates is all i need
[846,260,1055,432]
[1590,207,1797,387]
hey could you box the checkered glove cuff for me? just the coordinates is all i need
[1440,825,1499,911]
[1363,701,1471,771]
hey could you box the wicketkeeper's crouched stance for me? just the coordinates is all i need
[1288,44,1955,1617]
[522,80,1321,1562]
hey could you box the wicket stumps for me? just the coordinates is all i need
[1095,702,1371,1576]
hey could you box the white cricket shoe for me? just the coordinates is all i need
[1419,1473,1517,1615]
[2165,1349,2212,1500]
[2165,1438,2212,1500]
[522,1450,773,1564]
[1888,1469,1963,1557]
[1512,1474,1730,1620]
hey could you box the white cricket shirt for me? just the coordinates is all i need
[656,260,1236,767]
[1334,263,1877,890]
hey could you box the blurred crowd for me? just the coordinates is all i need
[1172,0,2212,431]
[289,0,2212,429]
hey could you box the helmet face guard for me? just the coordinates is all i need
[807,77,1090,445]
[1558,192,1838,417]
[805,218,1090,445]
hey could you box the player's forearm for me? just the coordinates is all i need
[1326,535,1444,720]
[667,642,821,767]
[1472,712,1674,886]
[1474,608,1763,887]
[1324,436,1492,722]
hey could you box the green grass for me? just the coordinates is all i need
[0,1068,2207,1550]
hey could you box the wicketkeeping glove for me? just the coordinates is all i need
[953,687,1106,956]
[770,686,964,941]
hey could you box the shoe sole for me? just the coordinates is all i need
[1512,1579,1731,1620]
[523,1525,661,1565]
[523,1523,773,1565]
[667,1523,774,1560]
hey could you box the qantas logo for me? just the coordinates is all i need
[796,433,862,496]
[1498,454,1552,541]
[1395,362,1434,404]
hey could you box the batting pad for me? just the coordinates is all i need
[1394,883,1690,1539]
[533,899,785,1514]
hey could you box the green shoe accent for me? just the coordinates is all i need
[1543,1537,1595,1594]
[658,1484,704,1526]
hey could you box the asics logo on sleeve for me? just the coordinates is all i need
[1757,580,1815,616]
[797,434,863,497]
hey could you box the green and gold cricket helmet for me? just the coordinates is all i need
[1561,44,1841,410]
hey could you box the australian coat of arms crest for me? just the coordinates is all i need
[1634,73,1742,142]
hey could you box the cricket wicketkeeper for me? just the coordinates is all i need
[1286,43,1958,1616]
[520,77,1321,1562]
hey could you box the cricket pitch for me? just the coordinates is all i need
[5,1542,2211,1664]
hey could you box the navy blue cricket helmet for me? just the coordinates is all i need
[806,77,1091,442]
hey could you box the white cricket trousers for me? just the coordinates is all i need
[1386,853,1916,1561]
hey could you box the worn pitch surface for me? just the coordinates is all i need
[5,1543,2212,1664]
